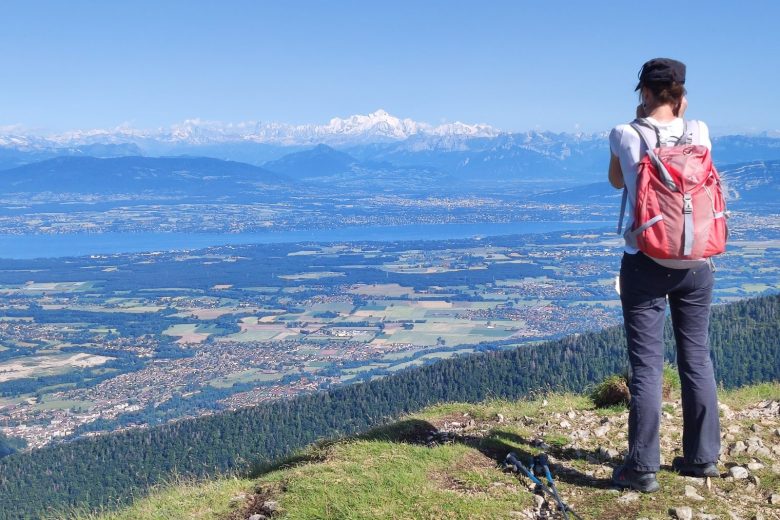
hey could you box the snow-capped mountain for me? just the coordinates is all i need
[0,110,501,149]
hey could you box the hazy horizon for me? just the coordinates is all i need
[2,107,778,141]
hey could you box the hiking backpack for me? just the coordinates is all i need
[617,118,728,260]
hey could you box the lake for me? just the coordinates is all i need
[0,221,612,259]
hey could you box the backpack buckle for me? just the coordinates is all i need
[683,194,693,214]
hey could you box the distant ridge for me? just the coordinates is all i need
[0,156,290,196]
[263,144,357,179]
[530,159,780,207]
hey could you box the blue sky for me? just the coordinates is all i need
[2,0,778,134]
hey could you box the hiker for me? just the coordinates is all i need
[607,58,724,492]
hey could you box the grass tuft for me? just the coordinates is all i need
[589,373,630,408]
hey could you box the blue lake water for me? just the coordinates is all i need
[0,221,612,259]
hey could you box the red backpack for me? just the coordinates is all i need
[618,118,728,260]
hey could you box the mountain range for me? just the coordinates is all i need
[2,110,780,200]
[3,110,780,178]
[0,110,499,150]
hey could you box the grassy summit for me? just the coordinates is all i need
[70,381,780,520]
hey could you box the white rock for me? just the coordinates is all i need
[618,491,640,503]
[262,500,279,513]
[729,441,747,455]
[770,493,780,505]
[597,446,620,461]
[754,446,771,458]
[729,466,749,479]
[560,419,571,429]
[670,506,693,520]
[747,462,764,471]
[594,425,610,437]
[684,485,704,501]
[496,413,505,423]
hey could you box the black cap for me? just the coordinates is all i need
[635,58,686,90]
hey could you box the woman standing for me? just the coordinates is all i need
[608,58,722,493]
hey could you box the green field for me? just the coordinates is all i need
[208,369,296,389]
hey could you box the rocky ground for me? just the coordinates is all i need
[77,383,780,520]
[421,397,779,520]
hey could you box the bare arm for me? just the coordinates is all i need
[608,153,624,189]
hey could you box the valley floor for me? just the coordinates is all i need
[68,382,780,520]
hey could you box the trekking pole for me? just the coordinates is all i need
[535,454,584,520]
[504,452,571,520]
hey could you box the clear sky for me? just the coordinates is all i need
[2,0,778,134]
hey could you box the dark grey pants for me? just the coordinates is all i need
[619,251,721,472]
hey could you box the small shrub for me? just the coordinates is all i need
[590,374,630,408]
[590,364,681,408]
[662,363,681,400]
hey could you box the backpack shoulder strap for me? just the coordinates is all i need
[618,188,628,235]
[630,118,661,149]
[617,120,658,235]
[629,119,679,192]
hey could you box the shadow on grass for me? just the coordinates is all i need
[246,418,438,478]
[246,417,617,491]
[358,418,438,444]
[463,428,616,490]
